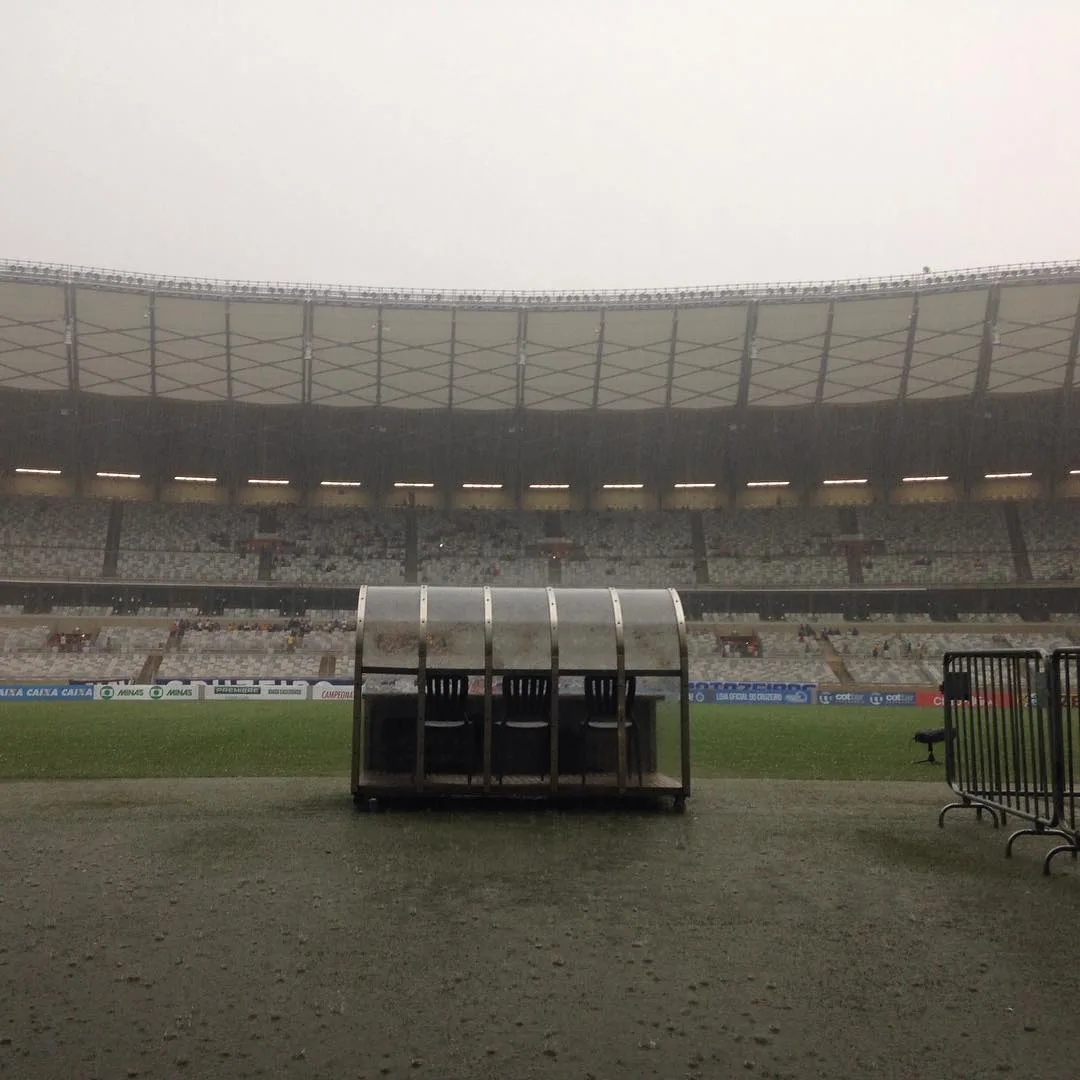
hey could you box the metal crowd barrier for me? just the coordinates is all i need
[1044,649,1079,873]
[938,650,1080,875]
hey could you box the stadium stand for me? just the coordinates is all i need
[1019,501,1080,582]
[0,496,109,579]
[271,506,406,585]
[99,624,170,653]
[856,503,1015,585]
[0,495,1076,590]
[118,502,259,582]
[418,509,548,586]
[0,622,52,651]
[2,261,1078,697]
[157,652,325,679]
[1,605,1078,685]
[704,506,848,587]
[559,511,696,587]
[0,619,141,680]
[0,650,136,681]
[833,633,938,685]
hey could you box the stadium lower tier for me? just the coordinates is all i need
[1,618,1075,686]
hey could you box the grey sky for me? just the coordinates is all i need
[2,0,1077,290]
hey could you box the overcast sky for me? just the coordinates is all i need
[2,0,1077,291]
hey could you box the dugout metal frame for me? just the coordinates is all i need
[349,584,691,810]
[938,649,1080,874]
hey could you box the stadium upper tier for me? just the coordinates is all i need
[2,259,1079,410]
[1,496,1078,589]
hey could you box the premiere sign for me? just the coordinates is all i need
[203,683,309,701]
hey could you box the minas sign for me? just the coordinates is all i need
[95,684,199,701]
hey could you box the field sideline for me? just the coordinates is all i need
[0,701,944,781]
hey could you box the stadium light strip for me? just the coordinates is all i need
[822,478,868,486]
[394,482,435,488]
[529,483,570,490]
[320,480,362,487]
[96,471,141,479]
[674,482,716,489]
[901,475,950,483]
[461,482,503,489]
[247,478,290,486]
[602,483,644,489]
[174,475,217,483]
[746,480,789,488]
[984,471,1032,480]
[1070,469,1080,476]
[15,467,62,476]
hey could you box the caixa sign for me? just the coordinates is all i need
[0,683,95,700]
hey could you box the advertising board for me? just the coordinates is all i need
[688,681,815,705]
[203,683,310,701]
[0,683,95,700]
[311,682,355,701]
[95,683,200,701]
[817,690,919,706]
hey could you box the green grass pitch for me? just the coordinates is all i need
[0,701,945,781]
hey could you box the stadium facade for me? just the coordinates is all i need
[1,258,1079,621]
[1,258,1079,501]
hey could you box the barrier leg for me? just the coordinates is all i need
[1006,823,1073,857]
[1042,838,1080,876]
[939,797,1000,829]
[1005,826,1045,857]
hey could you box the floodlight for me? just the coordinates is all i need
[320,480,362,488]
[822,478,868,486]
[461,483,503,490]
[247,478,290,486]
[901,475,949,483]
[746,480,790,488]
[96,471,141,479]
[15,467,62,476]
[529,483,570,490]
[984,472,1032,480]
[602,483,644,490]
[174,475,218,483]
[393,482,435,488]
[673,482,716,489]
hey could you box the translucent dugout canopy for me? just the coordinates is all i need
[351,585,691,804]
[354,585,687,678]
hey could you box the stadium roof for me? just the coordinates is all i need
[2,258,1079,411]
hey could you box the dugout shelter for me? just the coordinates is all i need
[350,584,691,809]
